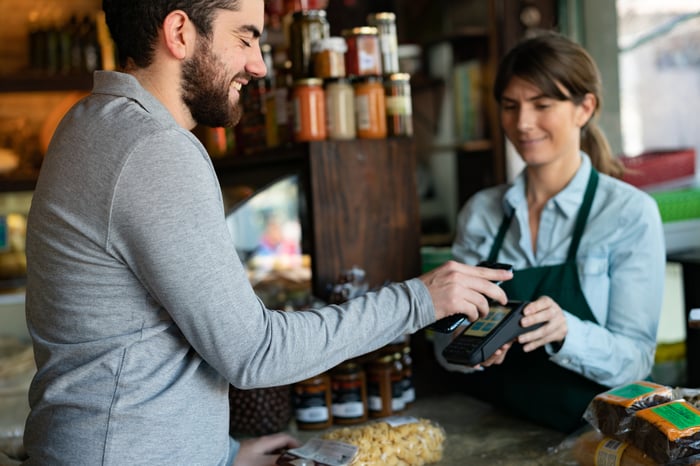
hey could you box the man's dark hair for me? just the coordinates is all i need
[102,0,241,69]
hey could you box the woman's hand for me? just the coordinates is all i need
[476,341,513,368]
[233,433,300,466]
[420,260,512,324]
[518,296,568,352]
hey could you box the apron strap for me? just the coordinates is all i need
[487,167,600,263]
[567,169,599,261]
[487,210,514,263]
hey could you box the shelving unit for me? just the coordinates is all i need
[0,73,93,93]
[214,138,422,301]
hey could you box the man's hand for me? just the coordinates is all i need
[420,260,512,323]
[233,433,300,466]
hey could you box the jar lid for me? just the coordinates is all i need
[342,26,379,37]
[367,12,396,23]
[323,77,351,85]
[294,78,324,86]
[385,72,411,82]
[373,354,394,364]
[311,37,348,54]
[353,75,383,84]
[292,9,327,19]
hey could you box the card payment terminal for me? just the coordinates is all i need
[441,301,543,366]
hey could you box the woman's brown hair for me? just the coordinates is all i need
[493,32,625,178]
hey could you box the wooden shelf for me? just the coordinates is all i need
[0,72,93,93]
[0,173,38,192]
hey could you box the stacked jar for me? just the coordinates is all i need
[240,8,414,152]
[310,36,356,140]
[341,26,387,140]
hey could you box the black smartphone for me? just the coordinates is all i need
[477,261,513,285]
[442,300,542,366]
[426,261,514,333]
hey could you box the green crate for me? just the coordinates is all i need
[650,188,700,223]
[420,246,453,273]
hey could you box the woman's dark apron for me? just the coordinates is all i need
[463,168,607,433]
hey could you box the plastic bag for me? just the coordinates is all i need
[582,380,674,440]
[320,416,446,466]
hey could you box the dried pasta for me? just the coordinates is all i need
[321,417,446,466]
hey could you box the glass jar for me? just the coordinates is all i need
[367,12,399,74]
[367,353,404,418]
[401,344,416,408]
[391,352,406,414]
[292,373,332,430]
[325,77,356,140]
[353,76,387,139]
[292,78,326,141]
[342,27,382,77]
[312,37,347,79]
[289,9,330,79]
[330,361,367,424]
[384,73,413,137]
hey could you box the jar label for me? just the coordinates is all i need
[333,401,365,418]
[296,405,330,423]
[385,95,412,115]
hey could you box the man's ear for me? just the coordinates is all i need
[162,10,197,60]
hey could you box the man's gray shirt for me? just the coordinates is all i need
[23,71,434,465]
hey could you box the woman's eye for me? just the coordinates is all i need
[241,39,251,47]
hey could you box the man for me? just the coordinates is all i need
[22,1,512,464]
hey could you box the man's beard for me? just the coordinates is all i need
[181,38,244,128]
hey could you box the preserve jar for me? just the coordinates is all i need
[401,344,416,408]
[292,373,332,430]
[342,27,382,77]
[330,361,367,424]
[353,76,386,139]
[311,37,347,79]
[289,9,330,79]
[324,77,356,140]
[384,72,413,137]
[292,78,326,141]
[391,352,406,414]
[367,12,399,74]
[367,353,404,418]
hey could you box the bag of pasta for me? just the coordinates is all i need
[320,416,446,466]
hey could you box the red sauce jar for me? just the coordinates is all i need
[292,78,326,141]
[353,76,386,139]
[342,27,382,77]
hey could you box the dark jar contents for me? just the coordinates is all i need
[384,72,413,137]
[391,352,406,414]
[367,353,404,418]
[292,373,332,430]
[330,361,368,424]
[289,9,330,79]
[401,344,416,408]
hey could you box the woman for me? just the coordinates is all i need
[435,32,666,433]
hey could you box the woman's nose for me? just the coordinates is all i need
[516,108,534,131]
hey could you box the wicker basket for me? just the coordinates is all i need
[228,385,292,436]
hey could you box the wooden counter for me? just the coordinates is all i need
[287,392,579,465]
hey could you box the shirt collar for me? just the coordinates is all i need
[92,70,180,128]
[503,152,593,220]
